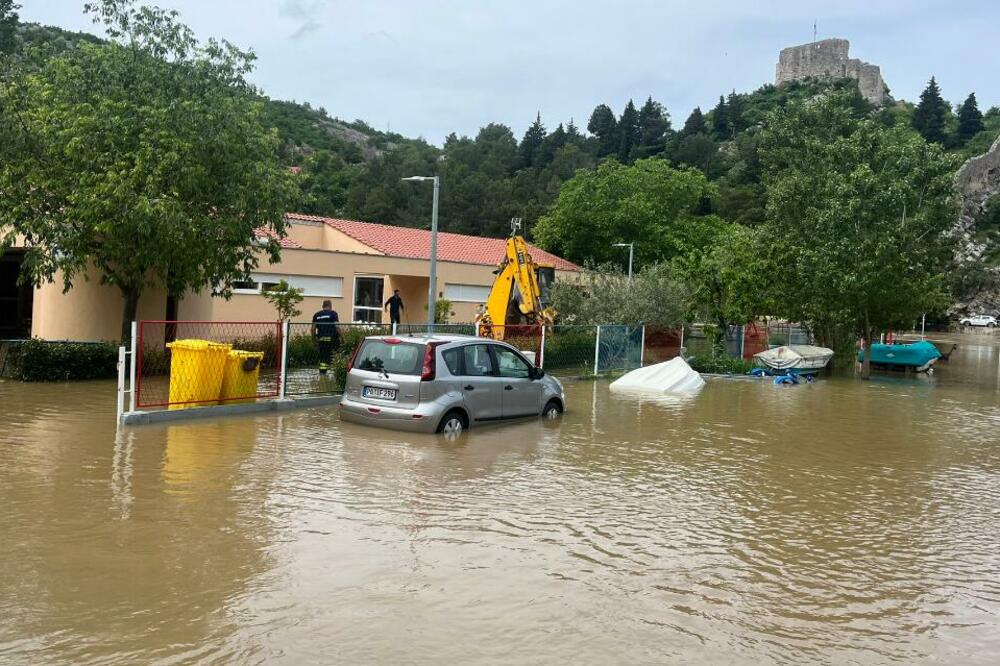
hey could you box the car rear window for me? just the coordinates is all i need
[355,340,423,375]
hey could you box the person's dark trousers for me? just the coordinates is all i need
[317,336,334,373]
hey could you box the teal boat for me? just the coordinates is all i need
[858,340,941,372]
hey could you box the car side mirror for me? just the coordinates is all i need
[531,367,545,380]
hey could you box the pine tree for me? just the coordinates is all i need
[956,92,985,144]
[726,90,745,137]
[634,96,671,159]
[518,112,546,168]
[617,99,640,163]
[564,118,585,145]
[680,107,706,137]
[587,104,618,158]
[912,77,948,144]
[537,123,567,168]
[711,95,728,139]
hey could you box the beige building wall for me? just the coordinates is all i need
[17,219,578,341]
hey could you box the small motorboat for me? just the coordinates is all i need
[754,345,834,375]
[857,340,941,372]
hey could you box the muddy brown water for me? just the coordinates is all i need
[2,333,999,664]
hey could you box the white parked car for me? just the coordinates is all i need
[959,314,997,327]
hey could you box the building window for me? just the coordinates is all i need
[443,283,491,303]
[232,274,343,297]
[353,276,384,323]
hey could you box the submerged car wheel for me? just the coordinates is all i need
[438,411,468,439]
[543,400,563,420]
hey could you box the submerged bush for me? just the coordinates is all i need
[0,339,119,381]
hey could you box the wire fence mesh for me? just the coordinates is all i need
[136,321,282,409]
[129,318,817,412]
[284,322,390,396]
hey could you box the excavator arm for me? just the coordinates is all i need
[480,233,556,340]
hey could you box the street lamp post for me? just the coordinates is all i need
[402,175,440,328]
[613,242,634,280]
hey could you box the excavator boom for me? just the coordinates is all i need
[479,232,556,340]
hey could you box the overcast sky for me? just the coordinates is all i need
[22,0,1000,144]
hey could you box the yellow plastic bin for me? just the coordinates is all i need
[166,339,232,410]
[218,350,265,405]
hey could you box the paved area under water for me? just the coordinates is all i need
[1,333,999,664]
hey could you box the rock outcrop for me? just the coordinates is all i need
[953,134,1000,315]
[776,38,887,106]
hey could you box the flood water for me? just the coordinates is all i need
[2,333,1000,664]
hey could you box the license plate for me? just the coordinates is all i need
[362,386,397,401]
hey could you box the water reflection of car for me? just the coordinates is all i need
[959,314,997,327]
[338,334,565,436]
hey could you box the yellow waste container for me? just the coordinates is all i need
[166,339,232,410]
[219,350,265,404]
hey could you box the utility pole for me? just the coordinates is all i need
[401,175,440,328]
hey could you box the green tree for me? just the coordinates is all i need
[680,107,706,137]
[264,279,304,321]
[0,0,18,55]
[634,96,671,159]
[534,158,724,267]
[518,112,546,169]
[956,92,985,145]
[616,99,640,163]
[710,95,728,139]
[550,262,689,327]
[0,0,296,341]
[587,103,618,158]
[759,93,959,378]
[912,76,949,144]
[726,90,746,136]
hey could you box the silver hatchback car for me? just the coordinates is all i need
[338,334,565,436]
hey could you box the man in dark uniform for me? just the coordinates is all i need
[312,300,340,373]
[384,289,404,325]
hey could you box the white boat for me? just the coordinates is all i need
[754,345,834,375]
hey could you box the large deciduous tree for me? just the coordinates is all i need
[0,0,18,55]
[759,93,959,377]
[533,158,724,267]
[0,0,296,341]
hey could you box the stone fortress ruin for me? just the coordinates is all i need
[776,38,887,106]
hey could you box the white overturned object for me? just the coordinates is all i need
[610,357,705,395]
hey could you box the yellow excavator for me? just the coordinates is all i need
[478,219,557,340]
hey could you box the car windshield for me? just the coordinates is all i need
[355,340,423,375]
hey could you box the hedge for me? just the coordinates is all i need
[0,339,119,382]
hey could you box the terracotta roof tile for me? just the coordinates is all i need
[256,228,302,249]
[285,213,580,271]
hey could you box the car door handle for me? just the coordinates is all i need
[504,385,513,391]
[464,385,475,391]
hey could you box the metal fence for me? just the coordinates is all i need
[135,321,283,409]
[120,318,815,417]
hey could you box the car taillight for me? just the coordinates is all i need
[347,342,362,371]
[421,341,445,381]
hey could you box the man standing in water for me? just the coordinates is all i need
[312,299,339,374]
[384,289,404,326]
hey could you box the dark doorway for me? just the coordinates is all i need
[0,251,34,339]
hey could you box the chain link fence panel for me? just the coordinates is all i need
[284,322,391,396]
[136,321,282,409]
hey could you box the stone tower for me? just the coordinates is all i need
[775,38,887,106]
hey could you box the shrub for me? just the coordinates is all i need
[686,353,753,375]
[0,339,119,381]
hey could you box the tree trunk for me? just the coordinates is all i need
[121,285,140,347]
[861,314,872,380]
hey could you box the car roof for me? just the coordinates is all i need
[365,333,479,343]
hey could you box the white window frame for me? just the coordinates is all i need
[352,275,385,323]
[444,283,492,303]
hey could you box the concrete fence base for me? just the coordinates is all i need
[120,394,341,426]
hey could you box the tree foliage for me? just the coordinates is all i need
[264,279,304,321]
[550,263,689,327]
[956,92,985,145]
[0,0,296,340]
[912,76,949,144]
[534,159,724,267]
[759,93,959,376]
